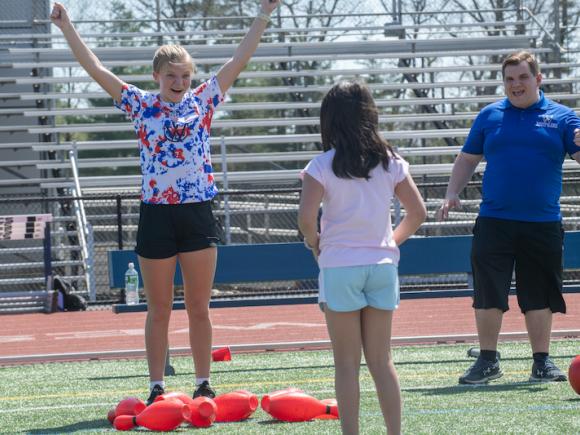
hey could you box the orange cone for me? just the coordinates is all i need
[211,346,232,362]
[214,390,259,422]
[182,396,217,428]
[268,392,338,422]
[261,387,304,413]
[113,399,185,431]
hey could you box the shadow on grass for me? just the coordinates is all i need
[407,382,549,396]
[257,419,318,426]
[28,419,108,433]
[397,354,578,366]
[89,364,336,381]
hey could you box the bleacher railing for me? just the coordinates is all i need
[69,146,95,301]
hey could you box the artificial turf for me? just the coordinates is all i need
[1,340,578,434]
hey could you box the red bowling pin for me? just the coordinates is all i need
[261,387,304,413]
[214,390,259,422]
[182,396,217,428]
[569,355,580,394]
[314,398,339,419]
[268,392,339,422]
[154,391,195,405]
[114,396,146,418]
[113,399,185,431]
[106,408,116,424]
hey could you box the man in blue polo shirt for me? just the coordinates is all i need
[437,50,580,384]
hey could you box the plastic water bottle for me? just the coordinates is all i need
[125,262,140,305]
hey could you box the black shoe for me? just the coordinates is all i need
[146,384,165,405]
[529,358,567,382]
[459,356,503,384]
[193,380,216,399]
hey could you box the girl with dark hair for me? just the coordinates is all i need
[299,81,426,435]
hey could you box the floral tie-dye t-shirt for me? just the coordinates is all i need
[114,76,224,204]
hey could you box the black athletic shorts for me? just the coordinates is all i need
[135,201,220,259]
[471,217,566,314]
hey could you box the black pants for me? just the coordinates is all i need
[471,217,566,314]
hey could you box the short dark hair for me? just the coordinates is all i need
[320,81,395,180]
[502,50,540,77]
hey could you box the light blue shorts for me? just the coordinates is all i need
[319,263,400,312]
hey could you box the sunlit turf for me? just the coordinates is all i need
[1,340,578,434]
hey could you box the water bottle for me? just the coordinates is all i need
[125,262,140,305]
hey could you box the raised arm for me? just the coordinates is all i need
[50,2,124,102]
[436,152,483,220]
[216,0,281,94]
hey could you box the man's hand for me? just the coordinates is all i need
[436,195,462,221]
[575,128,580,147]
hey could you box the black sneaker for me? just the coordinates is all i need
[193,380,216,399]
[146,384,165,405]
[459,356,503,384]
[529,358,567,382]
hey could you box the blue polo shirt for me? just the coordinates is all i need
[462,92,580,222]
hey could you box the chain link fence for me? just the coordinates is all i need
[1,178,579,303]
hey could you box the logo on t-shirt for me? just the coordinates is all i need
[535,114,558,129]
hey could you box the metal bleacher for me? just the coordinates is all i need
[0,2,579,304]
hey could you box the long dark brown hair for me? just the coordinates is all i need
[320,81,395,180]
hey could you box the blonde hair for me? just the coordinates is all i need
[152,45,196,73]
[502,50,540,77]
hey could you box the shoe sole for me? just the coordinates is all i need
[459,371,503,385]
[528,375,567,383]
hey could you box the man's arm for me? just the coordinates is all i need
[573,129,580,164]
[436,152,483,220]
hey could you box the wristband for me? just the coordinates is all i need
[256,11,271,23]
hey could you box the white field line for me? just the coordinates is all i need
[0,329,578,365]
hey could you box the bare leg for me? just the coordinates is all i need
[475,308,503,351]
[139,255,177,382]
[525,308,552,354]
[361,307,401,435]
[178,248,217,379]
[325,308,362,435]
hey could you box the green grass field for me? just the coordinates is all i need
[1,340,578,434]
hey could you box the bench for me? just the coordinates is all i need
[0,214,55,314]
[109,232,580,374]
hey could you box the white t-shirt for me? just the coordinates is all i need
[114,76,224,204]
[303,149,409,268]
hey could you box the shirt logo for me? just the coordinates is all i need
[163,120,190,142]
[535,114,558,129]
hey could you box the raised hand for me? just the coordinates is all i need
[261,0,281,15]
[50,2,71,30]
